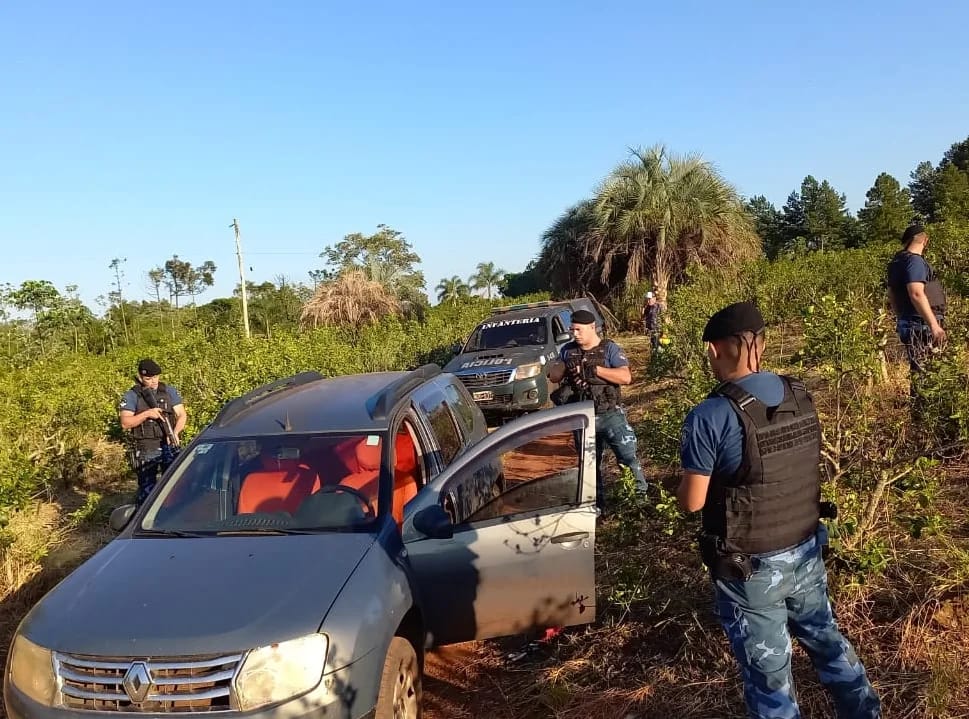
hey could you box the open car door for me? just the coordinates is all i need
[402,402,597,646]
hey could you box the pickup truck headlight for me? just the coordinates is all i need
[514,362,543,380]
[8,634,58,706]
[233,633,328,711]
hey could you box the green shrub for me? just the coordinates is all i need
[0,299,502,515]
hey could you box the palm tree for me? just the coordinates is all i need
[300,270,401,329]
[589,145,759,305]
[469,262,506,300]
[536,200,600,297]
[436,276,470,305]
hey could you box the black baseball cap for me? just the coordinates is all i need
[571,309,597,325]
[901,223,926,245]
[138,358,162,377]
[702,301,766,342]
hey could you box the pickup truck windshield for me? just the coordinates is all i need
[465,318,548,351]
[139,433,384,534]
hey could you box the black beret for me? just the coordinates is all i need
[138,358,162,377]
[571,309,597,325]
[702,302,765,342]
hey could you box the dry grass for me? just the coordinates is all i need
[424,479,969,718]
[0,450,129,717]
[299,270,401,329]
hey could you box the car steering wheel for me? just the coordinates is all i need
[315,485,376,518]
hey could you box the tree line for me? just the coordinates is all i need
[506,135,969,305]
[0,224,520,362]
[4,134,967,360]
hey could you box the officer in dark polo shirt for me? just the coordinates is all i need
[887,223,947,376]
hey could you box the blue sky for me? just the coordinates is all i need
[2,1,967,310]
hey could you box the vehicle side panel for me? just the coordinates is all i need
[320,521,417,714]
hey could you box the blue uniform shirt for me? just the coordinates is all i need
[887,251,932,319]
[120,384,184,413]
[680,372,786,477]
[559,340,629,368]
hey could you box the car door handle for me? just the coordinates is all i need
[550,531,589,545]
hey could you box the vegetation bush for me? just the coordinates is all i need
[642,235,968,581]
[0,299,501,515]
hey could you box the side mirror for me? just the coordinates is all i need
[451,343,463,356]
[109,504,137,532]
[412,505,454,540]
[554,332,571,343]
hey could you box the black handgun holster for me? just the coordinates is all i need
[698,533,754,582]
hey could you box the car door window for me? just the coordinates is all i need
[442,382,475,440]
[554,311,572,341]
[402,406,597,645]
[416,389,463,468]
[446,428,582,526]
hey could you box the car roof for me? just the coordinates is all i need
[201,366,441,438]
[486,299,601,324]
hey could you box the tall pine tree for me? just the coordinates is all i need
[858,172,913,245]
[746,195,786,258]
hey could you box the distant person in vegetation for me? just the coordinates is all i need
[677,302,880,719]
[641,292,662,351]
[119,359,186,504]
[547,310,648,511]
[886,223,947,377]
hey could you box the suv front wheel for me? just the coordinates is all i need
[375,636,422,719]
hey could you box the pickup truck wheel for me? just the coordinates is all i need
[375,636,422,719]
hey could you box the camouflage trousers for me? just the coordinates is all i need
[594,408,648,506]
[131,444,176,505]
[713,528,881,719]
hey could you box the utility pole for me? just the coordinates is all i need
[109,257,131,344]
[231,218,252,339]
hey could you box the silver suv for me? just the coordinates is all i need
[5,365,598,719]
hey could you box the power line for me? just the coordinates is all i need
[242,250,321,256]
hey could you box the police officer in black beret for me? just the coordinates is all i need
[548,309,648,511]
[677,302,880,718]
[118,359,187,504]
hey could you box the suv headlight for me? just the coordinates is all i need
[8,634,58,706]
[233,633,328,711]
[515,362,543,380]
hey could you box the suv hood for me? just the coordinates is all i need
[20,533,375,656]
[444,347,547,373]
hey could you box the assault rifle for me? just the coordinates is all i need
[135,380,180,449]
[564,354,597,400]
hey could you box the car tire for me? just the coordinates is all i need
[375,636,422,719]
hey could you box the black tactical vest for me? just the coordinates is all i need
[128,383,176,444]
[702,376,821,555]
[562,341,621,414]
[888,250,947,317]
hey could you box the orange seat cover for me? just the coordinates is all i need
[238,455,321,515]
[392,432,420,524]
[339,439,381,502]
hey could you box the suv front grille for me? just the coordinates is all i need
[54,652,243,713]
[458,369,514,388]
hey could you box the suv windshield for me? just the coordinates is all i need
[140,433,384,534]
[465,317,548,351]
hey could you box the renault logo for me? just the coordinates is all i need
[122,662,152,704]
